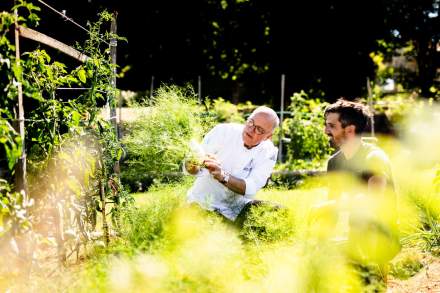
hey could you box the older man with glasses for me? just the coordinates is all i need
[184,106,280,227]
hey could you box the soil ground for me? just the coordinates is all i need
[388,257,440,293]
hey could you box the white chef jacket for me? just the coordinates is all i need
[186,123,278,220]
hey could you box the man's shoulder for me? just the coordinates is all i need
[361,142,390,163]
[327,150,342,171]
[361,142,383,152]
[328,150,343,162]
[258,140,278,158]
[260,138,276,149]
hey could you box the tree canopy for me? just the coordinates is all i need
[2,0,439,104]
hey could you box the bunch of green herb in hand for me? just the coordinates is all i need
[185,140,208,175]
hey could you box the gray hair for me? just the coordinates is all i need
[249,106,280,130]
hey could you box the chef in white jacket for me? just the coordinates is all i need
[185,106,279,223]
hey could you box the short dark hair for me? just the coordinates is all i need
[324,99,372,134]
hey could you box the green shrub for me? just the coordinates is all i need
[200,98,257,129]
[204,97,245,123]
[282,91,332,170]
[369,40,418,92]
[0,179,31,238]
[237,101,258,118]
[369,92,424,136]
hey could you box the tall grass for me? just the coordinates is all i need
[53,183,365,292]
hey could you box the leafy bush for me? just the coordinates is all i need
[204,97,245,123]
[0,179,31,238]
[0,117,21,176]
[368,92,427,137]
[281,91,332,170]
[369,40,418,93]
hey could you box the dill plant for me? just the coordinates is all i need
[121,85,211,190]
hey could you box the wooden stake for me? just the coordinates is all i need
[198,75,202,103]
[278,74,285,163]
[367,77,375,137]
[18,26,89,63]
[99,171,110,246]
[150,76,155,99]
[110,12,120,174]
[14,9,27,198]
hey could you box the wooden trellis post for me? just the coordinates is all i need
[109,12,120,171]
[278,74,285,163]
[13,18,91,200]
[366,77,375,137]
[98,11,119,247]
[14,8,27,198]
[198,75,202,103]
[18,26,89,62]
[150,76,155,98]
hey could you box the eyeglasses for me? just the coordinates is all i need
[246,119,267,135]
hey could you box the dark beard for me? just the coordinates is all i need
[328,136,336,148]
[328,136,340,150]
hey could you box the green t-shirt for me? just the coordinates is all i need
[327,142,394,189]
[326,142,400,258]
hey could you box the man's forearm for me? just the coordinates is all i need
[203,157,247,195]
[221,175,246,195]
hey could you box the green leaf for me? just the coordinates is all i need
[71,111,81,127]
[77,69,87,83]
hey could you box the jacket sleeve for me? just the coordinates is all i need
[243,147,278,197]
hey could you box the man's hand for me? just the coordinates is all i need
[203,156,224,182]
[184,153,219,176]
[203,154,246,195]
[368,175,387,195]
